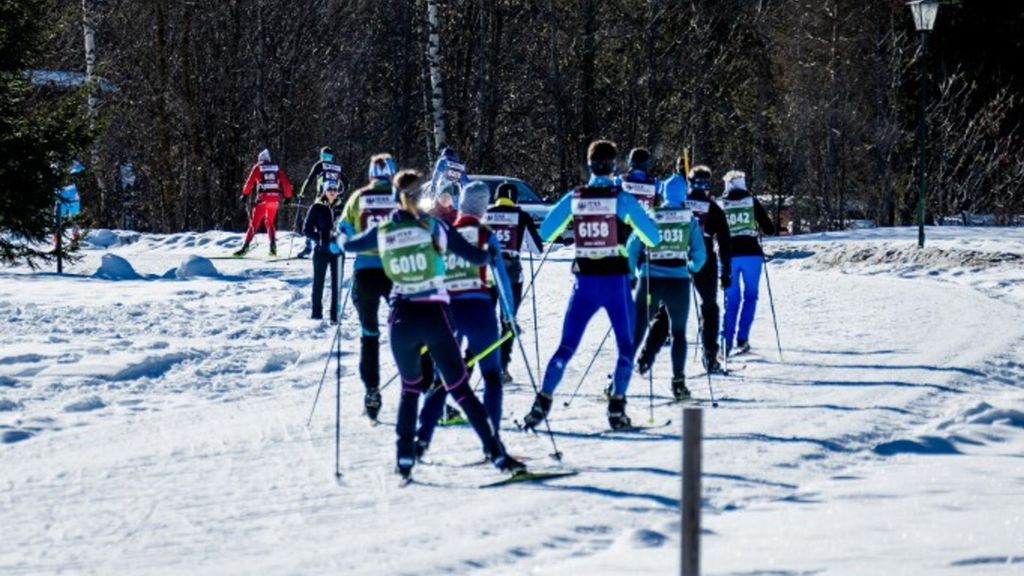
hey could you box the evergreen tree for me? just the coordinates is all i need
[0,0,92,266]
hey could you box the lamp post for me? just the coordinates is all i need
[908,0,939,248]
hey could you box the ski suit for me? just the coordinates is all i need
[638,174,732,365]
[537,175,658,399]
[616,168,659,213]
[418,214,515,445]
[339,180,398,392]
[303,197,341,321]
[342,210,508,469]
[718,187,775,350]
[626,183,706,379]
[241,162,294,246]
[484,198,543,371]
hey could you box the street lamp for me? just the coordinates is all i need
[908,0,939,248]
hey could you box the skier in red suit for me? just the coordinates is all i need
[235,148,294,256]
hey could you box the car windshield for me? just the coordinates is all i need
[469,178,544,204]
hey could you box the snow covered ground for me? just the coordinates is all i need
[1,226,1022,575]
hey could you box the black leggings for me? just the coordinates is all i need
[638,257,720,364]
[311,249,339,321]
[353,267,392,390]
[388,300,502,462]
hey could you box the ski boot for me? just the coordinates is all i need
[396,457,415,482]
[296,244,312,259]
[364,387,382,421]
[232,242,250,257]
[269,240,277,257]
[635,354,653,376]
[414,438,430,461]
[734,340,751,356]
[703,353,723,374]
[671,377,692,401]
[607,394,632,430]
[489,438,527,473]
[521,392,553,431]
[501,370,514,385]
[493,453,527,473]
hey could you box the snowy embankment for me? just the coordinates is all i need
[1,227,1022,575]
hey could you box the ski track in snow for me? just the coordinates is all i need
[1,227,1023,575]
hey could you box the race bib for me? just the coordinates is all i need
[572,195,618,259]
[379,222,444,295]
[684,199,711,236]
[359,194,398,230]
[443,161,466,182]
[621,180,656,211]
[259,165,280,190]
[444,226,485,291]
[720,197,756,237]
[650,208,691,261]
[484,210,520,253]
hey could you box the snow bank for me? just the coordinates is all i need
[85,229,140,248]
[175,255,220,279]
[93,253,141,280]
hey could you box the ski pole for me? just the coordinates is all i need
[562,326,611,408]
[490,263,564,461]
[528,252,541,380]
[307,327,341,426]
[645,253,654,424]
[521,242,556,305]
[691,282,717,408]
[760,244,783,362]
[334,252,346,479]
[287,202,304,259]
[424,331,514,401]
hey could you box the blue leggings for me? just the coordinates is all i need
[418,298,504,445]
[722,255,762,348]
[542,274,635,397]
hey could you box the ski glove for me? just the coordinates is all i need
[720,275,732,290]
[328,241,342,255]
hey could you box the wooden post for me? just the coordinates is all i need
[682,407,702,576]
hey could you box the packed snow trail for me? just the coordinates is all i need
[1,228,1022,575]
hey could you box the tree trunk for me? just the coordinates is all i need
[426,0,447,152]
[81,0,106,223]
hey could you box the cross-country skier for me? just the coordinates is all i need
[522,140,659,430]
[235,149,294,256]
[616,147,659,213]
[416,181,516,457]
[627,177,706,400]
[340,169,526,479]
[296,146,349,259]
[428,145,469,206]
[718,170,775,356]
[636,163,732,373]
[303,179,343,322]
[485,182,543,383]
[337,154,399,419]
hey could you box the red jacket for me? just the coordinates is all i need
[242,162,294,202]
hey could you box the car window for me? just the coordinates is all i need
[514,181,543,204]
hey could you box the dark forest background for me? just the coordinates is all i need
[36,0,1024,233]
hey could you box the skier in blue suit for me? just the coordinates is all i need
[717,170,776,356]
[522,140,659,430]
[428,145,469,209]
[626,176,706,399]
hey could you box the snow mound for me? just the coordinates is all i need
[63,395,106,412]
[0,376,18,387]
[260,349,299,373]
[85,229,141,248]
[94,254,141,280]
[109,351,202,382]
[0,398,22,411]
[176,256,220,279]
